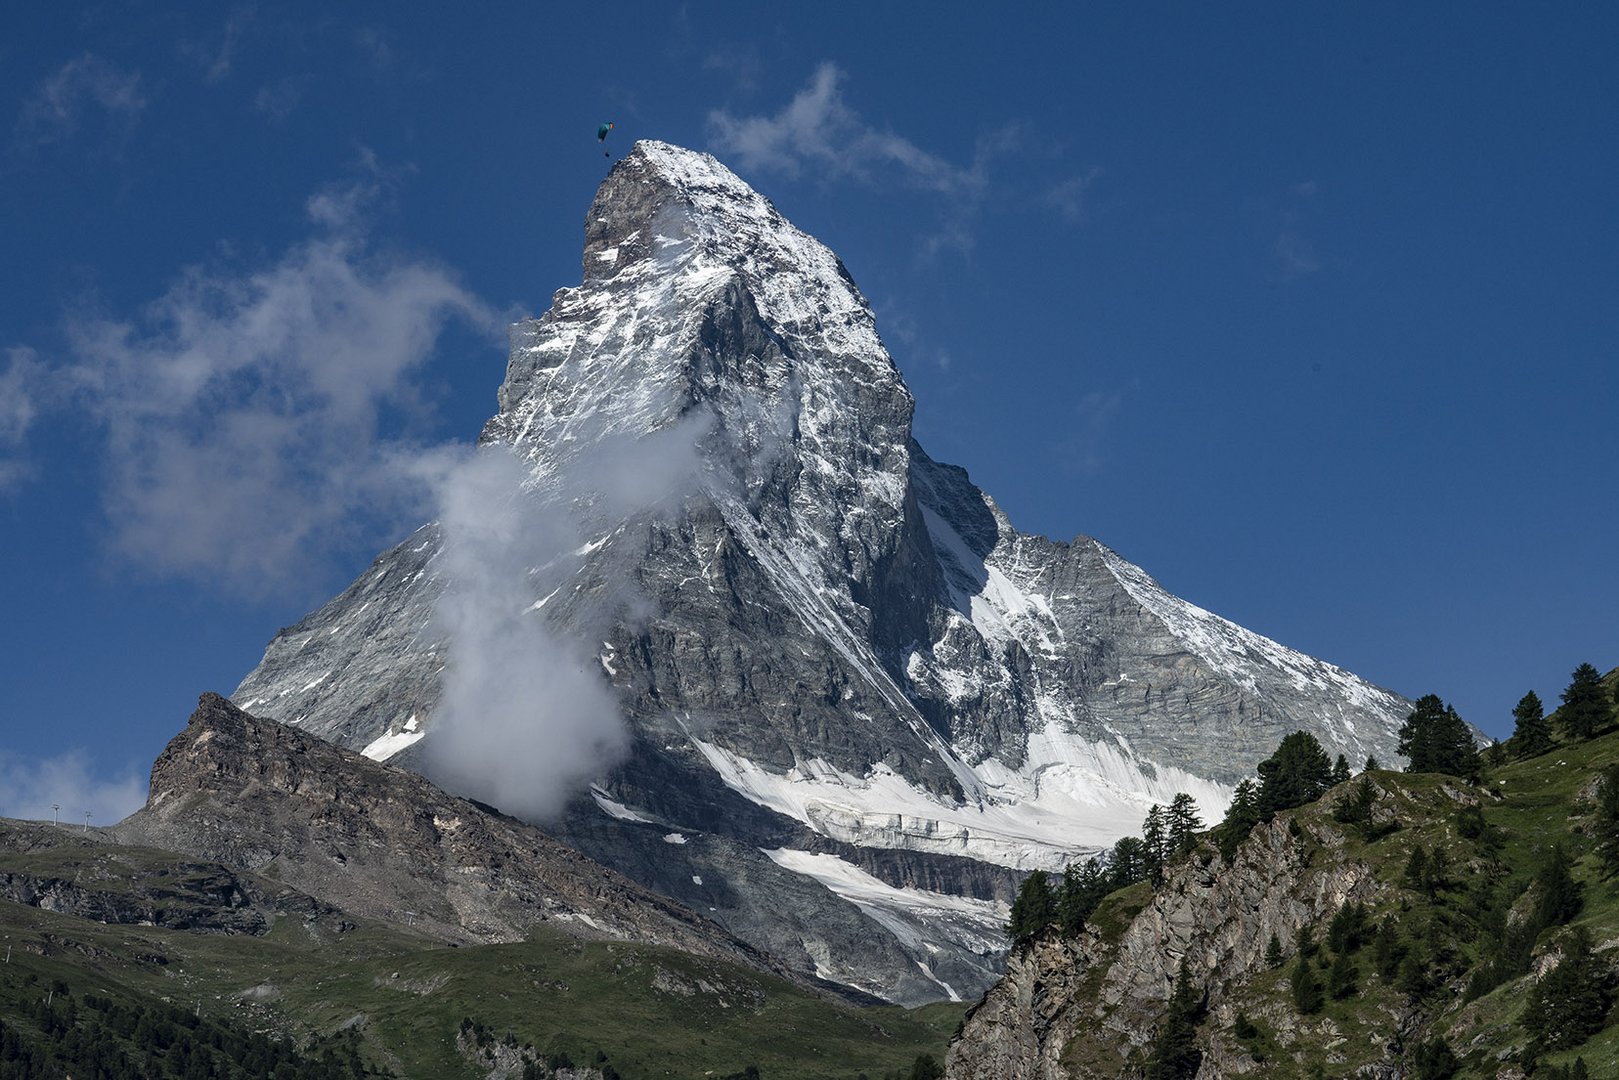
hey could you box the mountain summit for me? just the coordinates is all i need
[233,141,1410,1003]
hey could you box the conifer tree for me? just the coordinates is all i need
[1408,1036,1460,1080]
[1593,764,1619,878]
[1326,901,1369,954]
[1145,964,1204,1080]
[1167,792,1202,857]
[1058,859,1111,935]
[1328,949,1359,999]
[1256,731,1334,817]
[1219,780,1260,863]
[1110,836,1149,889]
[1364,755,1379,771]
[1007,869,1055,943]
[1290,954,1324,1014]
[1402,845,1429,892]
[1397,946,1432,999]
[1331,776,1377,830]
[1399,694,1480,778]
[1512,690,1552,758]
[1533,844,1583,928]
[1142,806,1168,885]
[1330,754,1351,784]
[1373,918,1404,980]
[1560,663,1612,740]
[1521,926,1614,1053]
[1264,932,1284,968]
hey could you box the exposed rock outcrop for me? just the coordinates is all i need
[111,693,824,996]
[948,813,1386,1079]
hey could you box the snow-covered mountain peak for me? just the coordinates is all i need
[486,141,919,625]
[235,142,1416,1004]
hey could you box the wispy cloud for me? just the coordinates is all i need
[1047,167,1104,225]
[51,170,497,594]
[14,53,148,147]
[708,62,986,195]
[180,6,255,83]
[0,348,45,492]
[353,27,396,74]
[0,749,147,826]
[254,74,310,123]
[417,416,714,821]
[1275,181,1322,280]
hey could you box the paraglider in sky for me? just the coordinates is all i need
[597,122,614,157]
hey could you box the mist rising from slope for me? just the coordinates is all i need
[418,415,715,821]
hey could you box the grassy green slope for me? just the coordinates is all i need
[0,842,959,1080]
[1051,667,1619,1078]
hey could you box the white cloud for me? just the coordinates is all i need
[707,62,984,194]
[181,7,254,83]
[1275,231,1320,279]
[0,348,46,492]
[254,74,310,123]
[1276,181,1322,280]
[0,749,147,826]
[1047,167,1103,225]
[15,53,147,146]
[58,181,498,594]
[418,415,716,822]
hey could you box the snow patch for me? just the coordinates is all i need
[763,848,1006,964]
[693,728,1223,871]
[590,785,655,824]
[360,728,425,762]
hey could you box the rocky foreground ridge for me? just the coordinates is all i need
[109,693,815,993]
[233,140,1413,1003]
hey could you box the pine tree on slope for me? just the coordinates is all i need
[1399,694,1479,778]
[1145,964,1204,1080]
[1512,690,1552,758]
[1560,663,1612,740]
[1256,731,1334,818]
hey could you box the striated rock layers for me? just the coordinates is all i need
[231,141,1411,1003]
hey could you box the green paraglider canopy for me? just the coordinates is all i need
[597,122,614,142]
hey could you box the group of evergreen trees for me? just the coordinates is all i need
[1010,665,1618,950]
[0,980,387,1080]
[1006,794,1205,943]
[1511,663,1617,754]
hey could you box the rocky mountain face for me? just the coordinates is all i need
[231,140,1411,1004]
[946,809,1388,1079]
[110,693,808,992]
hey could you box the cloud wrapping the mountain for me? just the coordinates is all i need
[416,414,714,822]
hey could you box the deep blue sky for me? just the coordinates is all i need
[3,4,1615,820]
